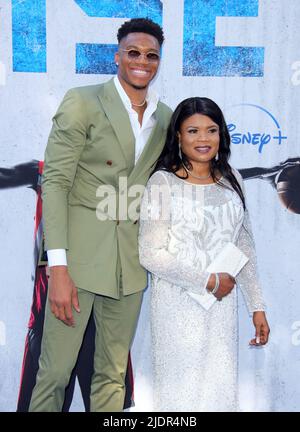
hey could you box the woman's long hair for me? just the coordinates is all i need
[154,97,245,209]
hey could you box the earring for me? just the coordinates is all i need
[215,152,219,161]
[178,141,182,159]
[116,62,119,66]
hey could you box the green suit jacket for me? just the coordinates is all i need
[42,78,172,298]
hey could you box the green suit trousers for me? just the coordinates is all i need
[29,282,143,412]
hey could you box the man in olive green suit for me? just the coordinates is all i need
[29,18,172,412]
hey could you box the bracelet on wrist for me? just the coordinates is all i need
[211,273,219,295]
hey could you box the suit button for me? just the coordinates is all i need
[106,160,112,166]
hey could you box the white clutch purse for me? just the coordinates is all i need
[187,242,249,310]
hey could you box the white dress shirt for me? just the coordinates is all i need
[47,76,159,267]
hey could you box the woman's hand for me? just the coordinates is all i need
[206,273,235,300]
[249,311,270,346]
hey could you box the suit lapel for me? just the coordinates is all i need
[128,103,166,185]
[97,78,135,172]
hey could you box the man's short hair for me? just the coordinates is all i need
[117,18,164,47]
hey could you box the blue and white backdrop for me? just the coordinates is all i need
[1,0,300,411]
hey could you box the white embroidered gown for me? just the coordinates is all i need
[138,170,266,412]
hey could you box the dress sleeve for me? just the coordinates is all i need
[234,169,266,313]
[138,171,210,294]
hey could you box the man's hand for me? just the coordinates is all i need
[249,311,270,346]
[206,272,236,300]
[48,266,80,327]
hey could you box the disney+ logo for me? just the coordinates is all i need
[227,104,287,154]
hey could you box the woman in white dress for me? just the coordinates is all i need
[138,97,270,412]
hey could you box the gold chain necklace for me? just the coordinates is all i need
[131,99,146,107]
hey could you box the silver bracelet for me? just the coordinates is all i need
[211,273,219,295]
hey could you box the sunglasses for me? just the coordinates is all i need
[120,49,160,63]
